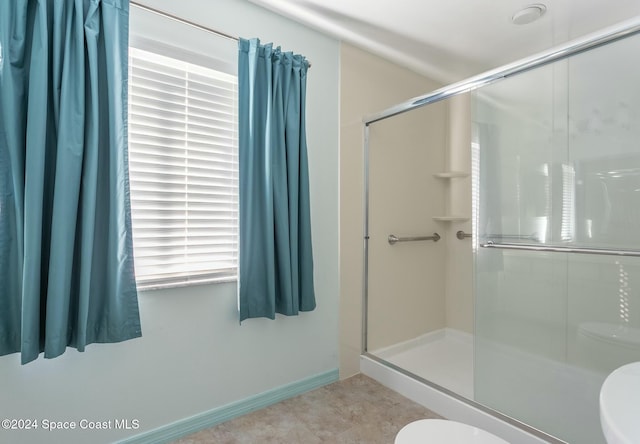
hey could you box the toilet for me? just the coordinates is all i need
[576,322,640,372]
[599,361,640,444]
[395,419,510,444]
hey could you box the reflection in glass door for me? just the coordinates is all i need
[474,31,640,444]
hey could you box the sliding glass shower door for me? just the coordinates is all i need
[366,103,447,352]
[474,32,640,444]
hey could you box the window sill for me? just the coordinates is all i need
[136,275,237,292]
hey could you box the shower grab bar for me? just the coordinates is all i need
[456,230,472,240]
[388,233,440,245]
[480,241,640,257]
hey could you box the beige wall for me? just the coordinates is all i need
[339,43,443,378]
[367,103,448,351]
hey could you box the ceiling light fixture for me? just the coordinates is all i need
[512,4,547,25]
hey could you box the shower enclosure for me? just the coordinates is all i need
[362,20,640,444]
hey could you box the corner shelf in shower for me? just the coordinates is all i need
[432,216,470,222]
[433,171,470,179]
[432,171,470,222]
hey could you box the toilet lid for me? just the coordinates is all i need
[395,419,510,444]
[578,322,640,348]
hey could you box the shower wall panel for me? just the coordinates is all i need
[367,104,448,351]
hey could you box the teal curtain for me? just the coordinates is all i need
[0,0,141,364]
[238,38,316,321]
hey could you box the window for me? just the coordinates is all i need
[128,47,239,289]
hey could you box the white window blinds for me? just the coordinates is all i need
[128,47,239,289]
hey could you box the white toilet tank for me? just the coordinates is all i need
[576,322,640,373]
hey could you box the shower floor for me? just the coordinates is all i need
[371,329,474,400]
[369,327,608,444]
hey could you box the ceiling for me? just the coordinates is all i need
[248,0,640,83]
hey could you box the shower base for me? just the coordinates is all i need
[372,328,474,399]
[365,327,607,444]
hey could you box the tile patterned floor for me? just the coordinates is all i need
[173,374,443,443]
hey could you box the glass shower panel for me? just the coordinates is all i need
[565,31,640,442]
[474,60,572,441]
[475,32,640,444]
[567,33,640,250]
[366,94,475,401]
[367,103,448,355]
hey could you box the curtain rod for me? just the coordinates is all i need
[130,2,239,42]
[129,1,312,68]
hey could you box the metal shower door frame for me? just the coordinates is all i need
[360,15,640,444]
